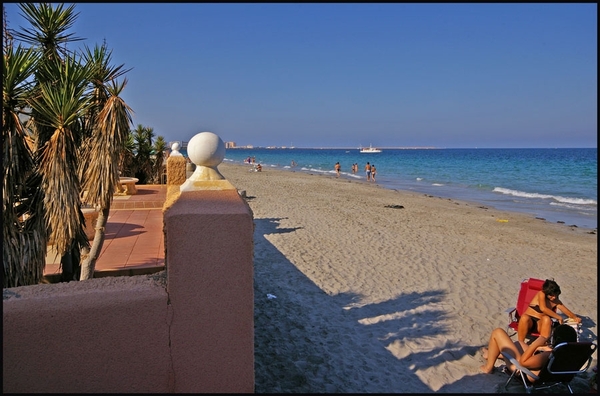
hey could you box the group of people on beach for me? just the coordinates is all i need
[479,279,583,382]
[334,162,377,181]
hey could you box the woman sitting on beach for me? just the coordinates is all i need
[480,324,577,376]
[517,279,581,343]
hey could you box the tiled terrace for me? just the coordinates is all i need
[44,185,167,280]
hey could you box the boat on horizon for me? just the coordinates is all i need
[359,144,382,153]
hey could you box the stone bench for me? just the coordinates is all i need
[117,177,139,195]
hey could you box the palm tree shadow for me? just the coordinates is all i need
[104,222,145,238]
[252,217,486,393]
[133,186,166,196]
[252,217,594,392]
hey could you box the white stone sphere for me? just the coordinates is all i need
[187,132,225,167]
[171,142,180,151]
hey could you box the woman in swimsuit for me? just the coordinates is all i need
[480,324,578,375]
[517,279,581,342]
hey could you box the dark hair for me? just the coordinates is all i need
[543,279,561,297]
[551,324,577,347]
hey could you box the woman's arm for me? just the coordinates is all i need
[555,300,581,322]
[519,335,549,369]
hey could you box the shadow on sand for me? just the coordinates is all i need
[252,218,478,392]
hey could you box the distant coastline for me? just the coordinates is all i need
[228,146,441,150]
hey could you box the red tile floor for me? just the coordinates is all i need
[44,185,167,279]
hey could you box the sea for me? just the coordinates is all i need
[185,147,598,230]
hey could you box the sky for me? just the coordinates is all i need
[4,3,597,148]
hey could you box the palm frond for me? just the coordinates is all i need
[3,43,46,287]
[13,3,83,59]
[39,126,88,255]
[3,45,40,108]
[28,56,91,129]
[80,79,134,207]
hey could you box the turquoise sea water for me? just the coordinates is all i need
[188,147,598,230]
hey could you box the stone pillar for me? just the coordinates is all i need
[164,132,254,392]
[166,142,187,204]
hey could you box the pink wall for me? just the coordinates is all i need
[165,189,255,392]
[3,189,254,393]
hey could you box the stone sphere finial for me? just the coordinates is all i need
[171,142,183,156]
[180,132,229,191]
[188,132,225,168]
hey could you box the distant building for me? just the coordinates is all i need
[225,141,236,148]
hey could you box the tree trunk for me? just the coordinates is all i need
[79,205,110,280]
[60,248,81,282]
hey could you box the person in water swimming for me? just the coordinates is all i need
[517,279,581,342]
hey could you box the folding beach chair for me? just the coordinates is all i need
[506,278,546,339]
[501,341,597,393]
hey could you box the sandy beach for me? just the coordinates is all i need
[218,162,597,393]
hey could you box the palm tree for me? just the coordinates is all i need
[4,3,133,284]
[2,23,46,287]
[119,132,136,177]
[152,135,167,184]
[13,3,91,282]
[77,43,133,280]
[131,124,155,184]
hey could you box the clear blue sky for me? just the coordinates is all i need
[4,3,597,148]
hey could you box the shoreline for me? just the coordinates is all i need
[227,161,597,233]
[218,162,597,393]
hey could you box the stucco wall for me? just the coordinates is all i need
[3,188,254,393]
[165,189,255,392]
[3,274,171,393]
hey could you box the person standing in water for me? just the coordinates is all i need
[334,162,341,178]
[365,162,371,181]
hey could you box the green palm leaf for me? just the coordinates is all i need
[13,3,83,59]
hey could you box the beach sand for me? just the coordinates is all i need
[219,162,597,393]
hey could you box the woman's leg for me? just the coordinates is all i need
[517,314,533,342]
[480,328,522,374]
[537,315,553,339]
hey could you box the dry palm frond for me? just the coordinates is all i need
[80,80,133,208]
[27,53,91,258]
[39,126,89,256]
[3,43,46,287]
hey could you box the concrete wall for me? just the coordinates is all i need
[3,183,254,392]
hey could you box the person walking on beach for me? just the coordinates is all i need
[334,162,341,178]
[371,164,377,182]
[365,162,371,181]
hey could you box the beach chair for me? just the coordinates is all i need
[501,341,597,393]
[506,278,545,339]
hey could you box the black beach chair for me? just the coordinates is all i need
[501,341,596,393]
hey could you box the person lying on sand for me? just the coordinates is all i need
[480,324,577,377]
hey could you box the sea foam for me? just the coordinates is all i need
[493,187,597,206]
